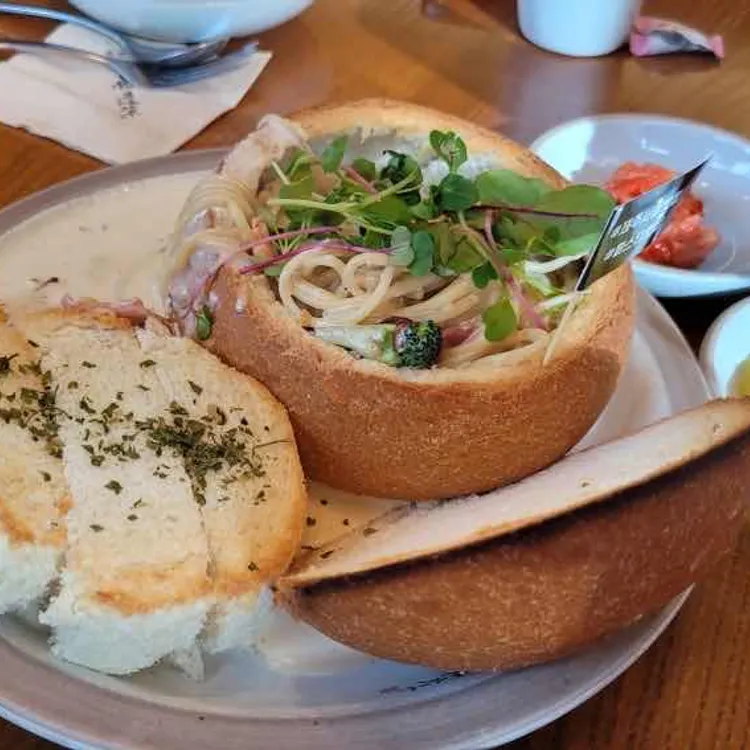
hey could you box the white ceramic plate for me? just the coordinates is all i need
[699,295,750,397]
[530,114,750,298]
[69,0,314,42]
[0,152,710,750]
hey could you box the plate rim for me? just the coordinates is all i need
[0,589,694,750]
[528,113,750,294]
[0,152,710,750]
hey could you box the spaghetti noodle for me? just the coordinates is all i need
[165,116,603,367]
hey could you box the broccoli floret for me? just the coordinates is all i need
[393,320,442,368]
[313,319,442,369]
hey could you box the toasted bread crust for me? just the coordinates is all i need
[286,429,750,671]
[204,100,635,500]
[90,563,212,613]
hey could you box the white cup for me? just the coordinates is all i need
[517,0,642,58]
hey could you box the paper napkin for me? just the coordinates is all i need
[0,24,272,164]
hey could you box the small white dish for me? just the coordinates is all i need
[69,0,314,42]
[699,296,750,397]
[530,114,750,298]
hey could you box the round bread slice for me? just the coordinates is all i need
[13,308,307,675]
[178,100,636,500]
[279,399,750,672]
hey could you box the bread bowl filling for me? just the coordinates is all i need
[167,116,615,368]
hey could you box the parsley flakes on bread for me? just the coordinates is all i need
[0,308,68,612]
[0,308,306,675]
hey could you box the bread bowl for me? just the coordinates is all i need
[165,99,635,500]
[280,399,750,672]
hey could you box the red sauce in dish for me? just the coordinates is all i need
[605,162,719,269]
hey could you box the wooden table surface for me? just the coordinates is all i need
[0,0,749,748]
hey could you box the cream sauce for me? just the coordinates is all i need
[0,173,199,316]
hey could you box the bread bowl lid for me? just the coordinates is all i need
[284,397,750,588]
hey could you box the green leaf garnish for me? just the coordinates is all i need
[471,261,499,289]
[498,247,527,265]
[437,174,478,212]
[482,298,517,341]
[429,130,468,172]
[529,186,615,241]
[324,183,352,205]
[411,199,437,221]
[321,135,349,173]
[554,232,600,256]
[445,234,484,273]
[534,185,614,216]
[390,226,414,266]
[351,157,377,182]
[429,222,456,267]
[196,307,213,341]
[277,175,339,224]
[409,231,435,276]
[284,148,315,181]
[475,170,551,207]
[462,208,488,231]
[495,216,553,256]
[361,229,390,248]
[381,151,423,188]
[263,264,285,278]
[391,245,415,266]
[543,225,561,244]
[279,175,315,202]
[257,131,620,348]
[361,194,412,227]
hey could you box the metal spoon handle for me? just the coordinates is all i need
[0,37,147,86]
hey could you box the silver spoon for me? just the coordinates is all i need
[0,4,229,67]
[0,37,259,88]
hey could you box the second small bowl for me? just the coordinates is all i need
[699,296,750,397]
[530,114,750,299]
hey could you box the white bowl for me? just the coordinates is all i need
[699,296,750,397]
[69,0,314,42]
[530,115,750,299]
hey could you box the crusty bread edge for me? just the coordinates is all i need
[281,399,750,588]
[282,418,750,671]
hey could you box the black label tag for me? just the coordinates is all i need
[576,158,710,291]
